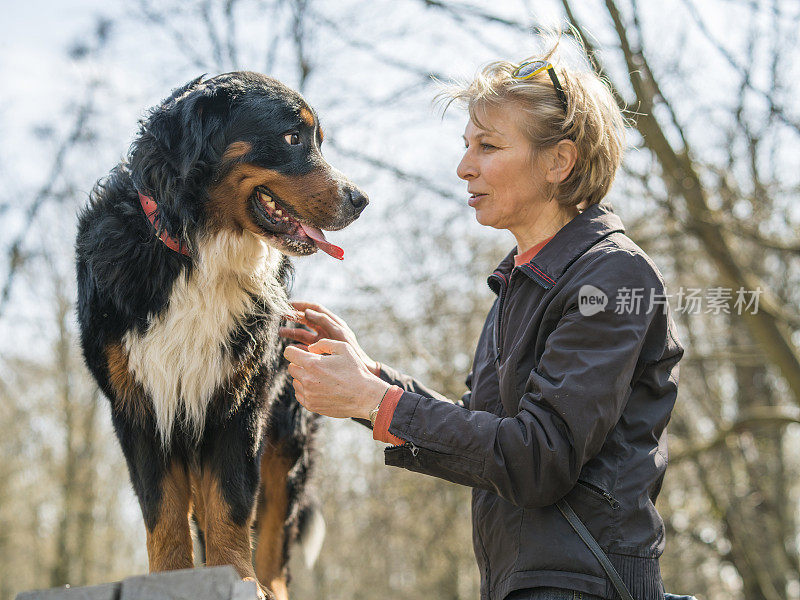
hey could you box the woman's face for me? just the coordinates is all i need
[457,103,547,233]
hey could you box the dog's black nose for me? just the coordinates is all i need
[348,189,369,214]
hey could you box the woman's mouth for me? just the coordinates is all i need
[468,193,487,207]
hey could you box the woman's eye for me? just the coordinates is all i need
[284,132,301,145]
[481,143,496,150]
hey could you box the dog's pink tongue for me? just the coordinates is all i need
[299,224,344,260]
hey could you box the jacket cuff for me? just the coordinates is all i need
[372,386,405,445]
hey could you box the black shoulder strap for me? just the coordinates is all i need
[556,499,635,600]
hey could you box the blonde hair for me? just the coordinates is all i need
[439,43,626,208]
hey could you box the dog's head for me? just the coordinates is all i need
[129,72,367,258]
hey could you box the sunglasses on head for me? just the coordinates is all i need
[511,60,569,113]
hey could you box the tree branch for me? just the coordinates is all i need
[224,0,241,68]
[679,0,800,135]
[592,0,800,403]
[307,9,446,82]
[326,140,460,202]
[134,0,209,70]
[0,95,95,319]
[200,0,226,70]
[415,0,530,31]
[671,406,800,464]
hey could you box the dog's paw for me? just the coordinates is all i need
[242,577,274,600]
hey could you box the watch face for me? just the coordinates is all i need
[369,406,380,426]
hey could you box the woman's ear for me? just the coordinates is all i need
[545,139,577,184]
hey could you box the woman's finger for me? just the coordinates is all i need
[291,301,347,327]
[303,309,344,339]
[290,301,327,314]
[307,338,346,356]
[287,363,304,380]
[279,327,318,345]
[292,379,306,403]
[285,310,306,323]
[284,345,318,366]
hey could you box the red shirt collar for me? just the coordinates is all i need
[514,235,554,267]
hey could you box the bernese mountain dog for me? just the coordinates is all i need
[75,71,367,599]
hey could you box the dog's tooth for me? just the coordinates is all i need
[267,201,275,209]
[275,209,282,216]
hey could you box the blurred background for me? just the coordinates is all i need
[1,0,799,598]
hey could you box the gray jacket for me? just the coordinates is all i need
[378,203,684,600]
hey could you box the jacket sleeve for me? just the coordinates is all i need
[351,363,470,431]
[384,251,672,508]
[378,362,469,409]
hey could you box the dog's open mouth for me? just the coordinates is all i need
[250,186,344,259]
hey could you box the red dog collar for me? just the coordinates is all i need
[138,191,190,256]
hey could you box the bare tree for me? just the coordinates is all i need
[3,1,798,598]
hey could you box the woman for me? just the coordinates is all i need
[282,52,684,600]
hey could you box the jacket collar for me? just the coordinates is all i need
[489,202,625,293]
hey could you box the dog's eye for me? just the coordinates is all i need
[284,132,301,146]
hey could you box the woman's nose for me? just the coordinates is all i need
[457,151,477,180]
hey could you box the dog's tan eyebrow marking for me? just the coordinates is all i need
[299,108,315,128]
[222,141,253,161]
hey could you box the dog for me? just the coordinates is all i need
[75,72,367,599]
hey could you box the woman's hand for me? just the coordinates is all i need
[283,338,390,420]
[280,301,379,375]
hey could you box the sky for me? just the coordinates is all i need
[1,0,798,350]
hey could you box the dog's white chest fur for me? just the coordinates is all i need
[123,231,289,445]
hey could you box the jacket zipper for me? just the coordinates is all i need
[577,480,620,509]
[389,440,420,456]
[493,272,511,362]
[406,441,419,457]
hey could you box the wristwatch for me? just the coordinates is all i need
[369,387,392,427]
[368,399,383,427]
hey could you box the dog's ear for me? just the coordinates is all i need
[129,75,230,237]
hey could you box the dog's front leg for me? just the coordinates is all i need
[197,416,271,599]
[112,406,194,573]
[144,460,194,572]
[197,470,259,577]
[254,444,293,600]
